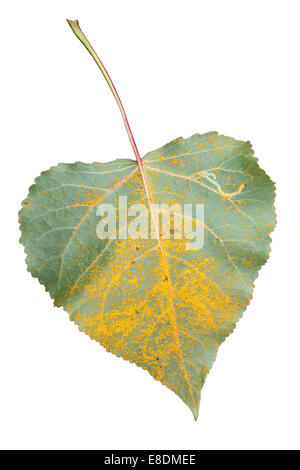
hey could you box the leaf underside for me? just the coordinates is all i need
[19,132,276,418]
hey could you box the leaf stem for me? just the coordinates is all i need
[67,19,143,167]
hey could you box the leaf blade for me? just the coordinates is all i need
[19,133,276,418]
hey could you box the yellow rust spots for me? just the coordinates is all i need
[64,235,236,412]
[22,201,31,209]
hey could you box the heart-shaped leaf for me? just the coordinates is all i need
[19,132,275,418]
[19,20,276,418]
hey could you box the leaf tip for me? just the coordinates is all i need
[191,404,199,421]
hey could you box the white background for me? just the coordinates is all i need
[0,0,299,450]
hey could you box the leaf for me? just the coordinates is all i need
[19,132,276,418]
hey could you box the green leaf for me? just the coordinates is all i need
[19,132,276,418]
